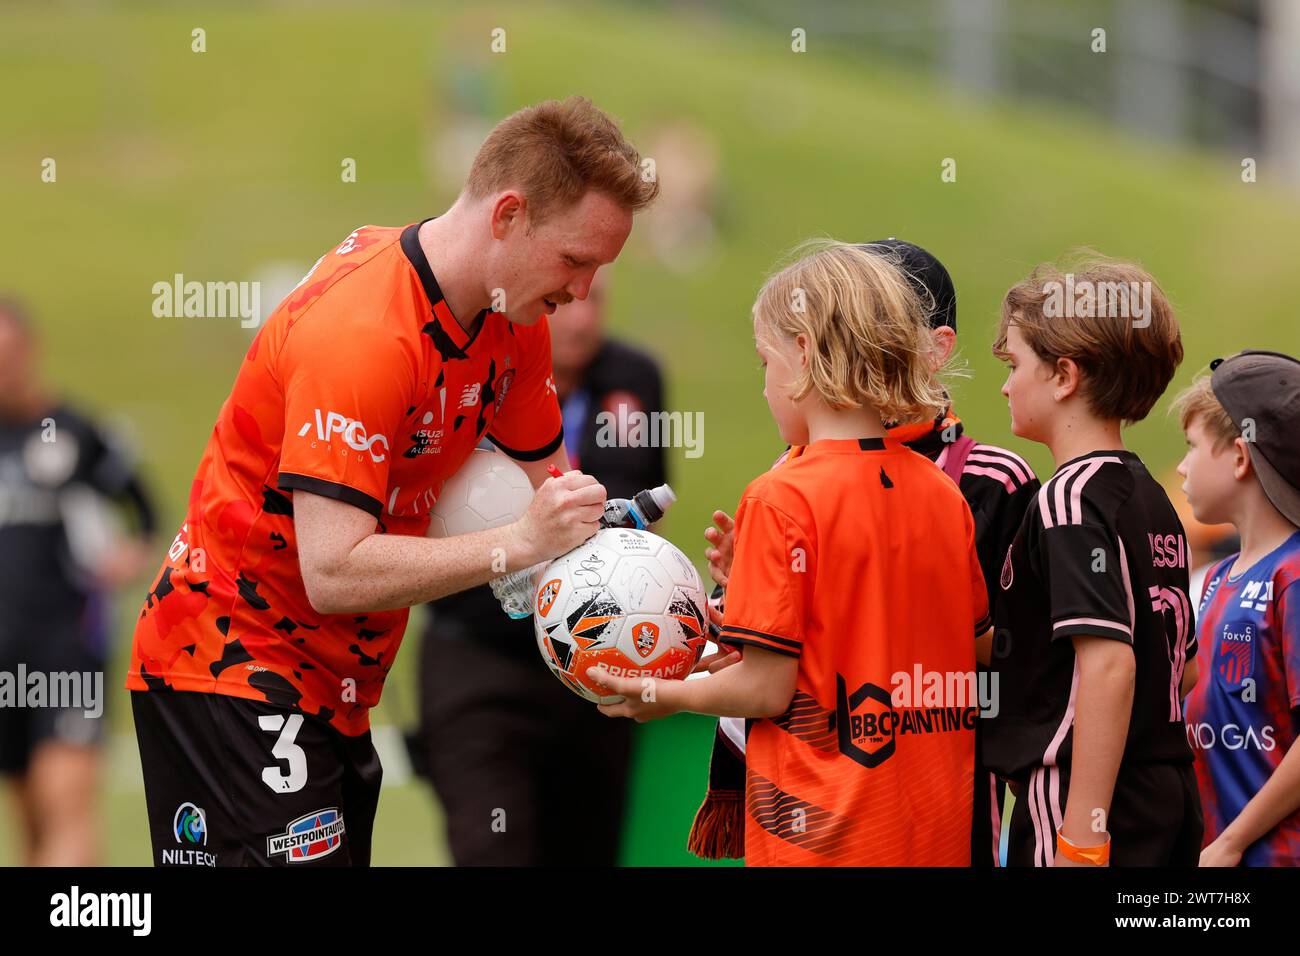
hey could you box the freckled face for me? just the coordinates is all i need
[492,190,632,325]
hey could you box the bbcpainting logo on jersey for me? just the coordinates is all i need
[298,409,390,463]
[267,808,346,862]
[162,801,216,866]
[836,667,994,769]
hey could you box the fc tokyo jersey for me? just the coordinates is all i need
[983,450,1197,781]
[721,437,990,866]
[128,222,563,735]
[1184,532,1300,865]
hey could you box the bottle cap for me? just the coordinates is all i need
[651,484,676,508]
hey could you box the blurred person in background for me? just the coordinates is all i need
[641,121,721,274]
[0,297,157,865]
[413,270,666,865]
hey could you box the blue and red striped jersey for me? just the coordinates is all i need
[1185,530,1300,865]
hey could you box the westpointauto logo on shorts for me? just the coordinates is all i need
[267,808,345,862]
[298,409,389,462]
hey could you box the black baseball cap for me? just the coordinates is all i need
[1210,350,1300,527]
[859,238,957,333]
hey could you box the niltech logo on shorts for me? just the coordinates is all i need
[267,808,345,863]
[173,802,207,845]
[164,802,216,866]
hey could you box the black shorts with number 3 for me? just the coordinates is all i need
[131,689,381,867]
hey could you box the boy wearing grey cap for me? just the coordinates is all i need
[1175,350,1300,866]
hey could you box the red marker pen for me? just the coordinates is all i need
[546,465,564,479]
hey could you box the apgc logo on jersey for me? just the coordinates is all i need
[298,409,389,462]
[267,808,345,862]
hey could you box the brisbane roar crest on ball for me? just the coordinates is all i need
[533,527,708,704]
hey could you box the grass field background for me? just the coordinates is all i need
[2,0,1298,865]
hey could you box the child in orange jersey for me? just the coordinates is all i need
[590,242,991,865]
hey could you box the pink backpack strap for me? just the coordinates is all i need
[940,435,978,484]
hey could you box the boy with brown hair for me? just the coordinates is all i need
[1175,352,1300,866]
[984,254,1203,866]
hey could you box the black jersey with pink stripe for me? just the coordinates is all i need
[947,441,1040,609]
[897,417,1040,608]
[983,449,1197,780]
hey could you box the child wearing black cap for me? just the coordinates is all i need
[1174,351,1300,866]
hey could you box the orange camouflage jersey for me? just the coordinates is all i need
[720,437,989,866]
[128,221,562,735]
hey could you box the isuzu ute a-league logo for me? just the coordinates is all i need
[164,801,216,866]
[267,808,346,862]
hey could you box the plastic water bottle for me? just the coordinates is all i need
[490,483,677,618]
[489,564,546,619]
[600,484,675,530]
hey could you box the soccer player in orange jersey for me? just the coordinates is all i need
[591,242,992,866]
[128,97,658,866]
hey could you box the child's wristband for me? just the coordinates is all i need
[1056,826,1110,865]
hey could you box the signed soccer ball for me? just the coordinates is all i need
[426,448,533,538]
[534,528,708,703]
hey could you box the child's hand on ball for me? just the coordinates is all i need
[586,666,681,722]
[515,470,605,562]
[704,509,735,586]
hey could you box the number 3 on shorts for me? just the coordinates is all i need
[259,713,308,793]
